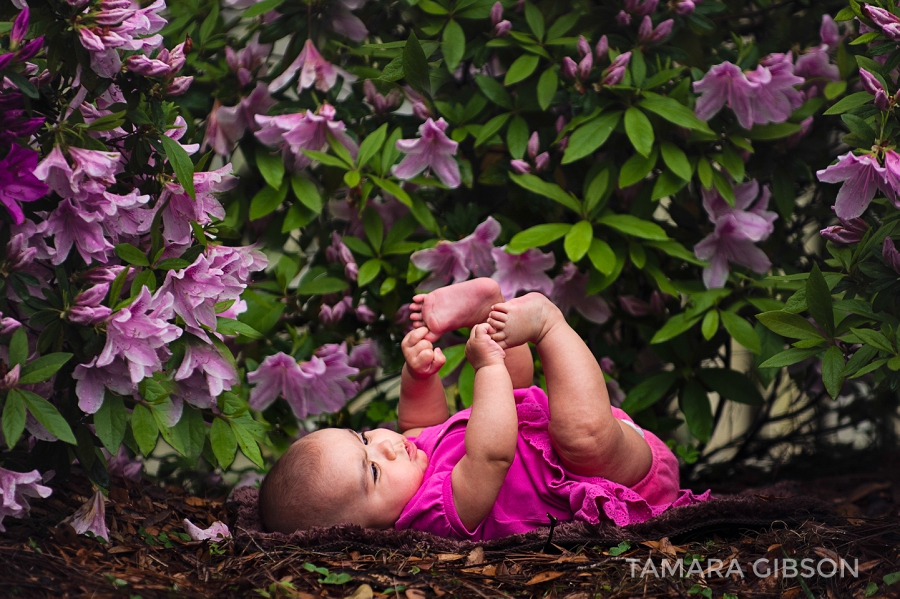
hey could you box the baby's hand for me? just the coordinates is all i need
[465,323,507,370]
[402,326,446,379]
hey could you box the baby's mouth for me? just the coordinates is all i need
[404,439,416,460]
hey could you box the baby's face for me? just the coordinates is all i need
[312,427,429,529]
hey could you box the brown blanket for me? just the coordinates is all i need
[227,481,837,555]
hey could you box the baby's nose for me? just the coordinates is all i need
[379,439,397,460]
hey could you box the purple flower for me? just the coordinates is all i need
[746,53,804,123]
[693,62,758,128]
[561,56,578,80]
[0,364,20,391]
[702,180,778,241]
[68,283,112,325]
[226,34,272,87]
[638,16,673,44]
[269,39,353,93]
[491,246,555,299]
[550,263,611,324]
[393,118,461,188]
[157,254,225,342]
[125,54,171,76]
[0,468,52,532]
[863,5,900,41]
[625,0,658,17]
[884,237,900,274]
[794,47,840,98]
[174,342,238,408]
[68,148,121,195]
[617,10,631,26]
[859,69,890,110]
[0,146,48,225]
[43,199,115,265]
[104,446,142,481]
[577,36,591,59]
[363,80,402,114]
[601,52,631,86]
[491,1,503,25]
[674,0,696,15]
[816,152,896,220]
[65,490,108,541]
[410,216,501,290]
[248,346,359,418]
[349,340,379,390]
[619,295,652,317]
[820,14,839,48]
[157,164,236,244]
[96,287,182,384]
[595,35,609,60]
[75,0,168,78]
[326,0,370,41]
[209,83,277,156]
[510,159,531,174]
[820,210,869,245]
[183,519,231,540]
[320,295,352,324]
[255,104,358,172]
[33,146,77,198]
[494,20,512,37]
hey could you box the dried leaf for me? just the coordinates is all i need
[405,589,427,599]
[813,547,840,563]
[525,571,564,585]
[346,584,373,599]
[437,553,464,562]
[857,559,882,572]
[465,547,484,566]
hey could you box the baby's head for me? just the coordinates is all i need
[259,427,428,534]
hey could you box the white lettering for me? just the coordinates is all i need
[686,559,705,577]
[704,559,723,578]
[842,559,859,578]
[725,559,745,579]
[782,559,798,578]
[753,558,771,577]
[818,559,838,578]
[641,559,660,579]
[800,559,816,578]
[660,558,681,578]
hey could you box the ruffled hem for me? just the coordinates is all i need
[515,389,710,527]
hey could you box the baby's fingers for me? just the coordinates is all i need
[429,346,446,373]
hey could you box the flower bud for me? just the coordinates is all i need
[638,15,653,42]
[534,151,549,172]
[561,56,578,79]
[595,35,609,60]
[859,69,884,96]
[491,1,503,26]
[355,304,376,323]
[649,19,673,43]
[11,8,29,46]
[527,132,539,160]
[577,52,593,80]
[494,20,512,37]
[510,159,531,174]
[616,10,631,26]
[577,36,591,59]
[166,76,193,96]
[674,0,695,15]
[0,364,20,391]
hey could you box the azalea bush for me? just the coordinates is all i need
[0,0,891,535]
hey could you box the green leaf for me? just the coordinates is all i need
[474,112,511,147]
[296,273,350,295]
[624,107,654,157]
[403,31,430,95]
[18,353,73,385]
[210,418,237,469]
[255,147,285,189]
[651,312,703,344]
[16,388,77,445]
[698,369,764,405]
[475,74,512,109]
[848,327,894,352]
[584,169,610,215]
[114,243,150,267]
[231,416,265,467]
[651,170,687,201]
[504,54,540,86]
[546,11,579,40]
[823,91,873,115]
[822,346,845,399]
[216,317,263,339]
[564,221,593,262]
[362,206,384,250]
[712,169,735,206]
[506,116,530,159]
[357,123,388,168]
[2,390,26,449]
[369,175,413,207]
[94,393,127,454]
[597,214,668,240]
[884,571,900,585]
[757,311,823,340]
[680,381,713,443]
[806,264,834,337]
[131,403,158,456]
[508,173,581,213]
[437,344,467,378]
[759,347,822,368]
[9,327,28,367]
[697,158,713,189]
[638,94,713,134]
[701,310,719,341]
[562,112,622,164]
[290,174,323,214]
[249,181,289,220]
[159,135,196,201]
[588,238,616,275]
[327,131,356,168]
[537,68,558,111]
[660,142,692,181]
[745,122,802,140]
[357,259,383,287]
[717,145,745,182]
[442,19,465,72]
[720,312,761,354]
[620,371,678,414]
[507,223,571,254]
[618,147,659,188]
[243,0,284,18]
[524,2,545,40]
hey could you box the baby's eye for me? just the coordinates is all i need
[361,432,369,445]
[371,463,378,483]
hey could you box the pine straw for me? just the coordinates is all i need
[0,470,899,599]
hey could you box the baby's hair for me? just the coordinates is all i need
[258,435,349,533]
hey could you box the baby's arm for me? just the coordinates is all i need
[451,324,517,531]
[398,327,450,434]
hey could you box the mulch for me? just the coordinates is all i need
[1,457,899,599]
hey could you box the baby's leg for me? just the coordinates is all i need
[488,293,652,486]
[410,278,533,388]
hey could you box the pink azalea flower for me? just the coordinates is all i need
[363,80,402,115]
[595,36,609,60]
[392,118,461,188]
[0,145,48,226]
[157,254,226,342]
[327,0,370,41]
[884,237,900,274]
[550,263,611,324]
[269,39,351,93]
[745,53,804,124]
[702,180,778,242]
[356,301,377,323]
[637,16,673,44]
[816,152,896,220]
[96,287,182,384]
[617,10,631,26]
[693,62,760,128]
[68,147,121,195]
[174,342,238,408]
[307,343,360,411]
[157,165,236,244]
[103,446,142,481]
[205,244,268,303]
[33,145,77,198]
[864,5,900,41]
[68,283,112,325]
[226,34,272,87]
[859,69,890,110]
[212,83,277,155]
[820,14,840,48]
[43,199,115,265]
[0,467,52,532]
[183,518,231,540]
[494,20,512,37]
[491,2,503,25]
[349,340,379,390]
[820,210,869,245]
[320,295,352,324]
[65,490,108,541]
[600,52,631,86]
[491,246,555,299]
[255,104,358,172]
[410,216,501,290]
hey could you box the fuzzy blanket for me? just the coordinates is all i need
[227,481,838,555]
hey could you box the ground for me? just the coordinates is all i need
[1,452,900,599]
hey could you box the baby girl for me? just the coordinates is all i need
[258,279,709,540]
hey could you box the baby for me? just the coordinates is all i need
[258,279,709,540]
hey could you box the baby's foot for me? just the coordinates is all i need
[487,293,562,349]
[409,278,504,341]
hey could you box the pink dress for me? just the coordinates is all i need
[395,386,710,541]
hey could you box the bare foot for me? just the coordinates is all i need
[409,278,504,341]
[487,293,563,349]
